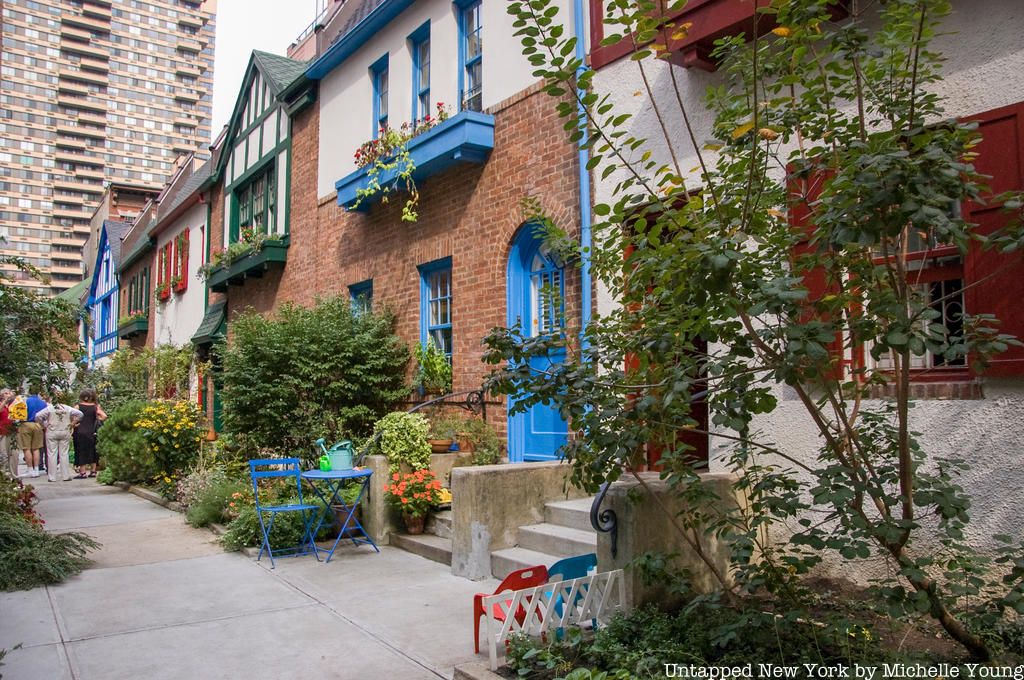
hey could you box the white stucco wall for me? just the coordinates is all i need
[590,0,1024,572]
[315,0,579,198]
[152,202,207,348]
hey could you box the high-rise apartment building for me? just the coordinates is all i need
[0,0,216,294]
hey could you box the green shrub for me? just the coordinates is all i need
[373,412,431,472]
[220,496,331,552]
[0,513,99,591]
[186,477,246,528]
[96,400,153,484]
[95,468,114,485]
[219,296,410,458]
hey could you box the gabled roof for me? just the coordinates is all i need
[86,220,130,304]
[252,50,309,95]
[214,51,310,181]
[104,220,132,268]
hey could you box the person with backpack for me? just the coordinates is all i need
[35,396,83,482]
[15,388,47,478]
[0,389,17,476]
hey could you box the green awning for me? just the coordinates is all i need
[191,301,226,345]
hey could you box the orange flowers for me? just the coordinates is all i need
[383,469,444,519]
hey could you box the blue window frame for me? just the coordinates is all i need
[410,22,430,122]
[349,279,373,314]
[371,54,389,137]
[458,1,482,112]
[419,257,452,357]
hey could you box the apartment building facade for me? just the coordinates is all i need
[0,0,215,295]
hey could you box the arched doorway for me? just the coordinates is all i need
[506,224,569,462]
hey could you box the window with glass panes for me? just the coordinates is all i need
[372,56,389,136]
[233,164,276,241]
[420,260,452,357]
[413,34,430,121]
[349,279,373,315]
[460,2,482,112]
[530,245,563,337]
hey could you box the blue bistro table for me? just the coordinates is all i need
[300,468,379,562]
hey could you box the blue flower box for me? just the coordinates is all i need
[335,110,496,211]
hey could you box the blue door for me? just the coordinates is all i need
[507,225,569,462]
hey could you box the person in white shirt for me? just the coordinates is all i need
[35,397,83,482]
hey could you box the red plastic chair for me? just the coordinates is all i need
[473,565,548,653]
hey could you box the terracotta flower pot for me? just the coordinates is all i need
[403,512,425,535]
[429,439,453,453]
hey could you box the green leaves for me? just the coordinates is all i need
[219,296,410,458]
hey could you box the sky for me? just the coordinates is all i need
[211,0,324,136]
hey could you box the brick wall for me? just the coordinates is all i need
[214,84,583,438]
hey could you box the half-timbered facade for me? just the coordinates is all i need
[86,220,130,366]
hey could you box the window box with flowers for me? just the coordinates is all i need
[336,105,495,221]
[156,281,172,302]
[117,310,148,339]
[201,227,288,293]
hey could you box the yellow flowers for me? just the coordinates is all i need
[132,399,203,466]
[771,26,792,38]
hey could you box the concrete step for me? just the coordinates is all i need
[490,546,560,580]
[517,523,597,558]
[426,509,452,540]
[544,497,594,532]
[389,532,452,566]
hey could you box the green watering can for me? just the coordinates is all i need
[318,454,332,471]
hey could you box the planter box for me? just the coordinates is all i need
[156,287,171,302]
[335,110,495,211]
[173,278,188,294]
[117,317,148,339]
[207,240,289,292]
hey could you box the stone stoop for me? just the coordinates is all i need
[389,509,453,566]
[490,497,597,579]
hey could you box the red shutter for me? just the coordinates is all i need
[788,168,845,380]
[963,101,1024,377]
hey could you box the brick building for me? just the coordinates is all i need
[202,0,590,461]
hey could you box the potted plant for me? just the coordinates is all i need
[414,339,452,396]
[372,412,432,473]
[384,469,443,534]
[428,415,463,453]
[170,274,186,294]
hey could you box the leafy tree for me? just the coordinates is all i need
[495,0,1024,659]
[0,254,82,393]
[218,296,410,457]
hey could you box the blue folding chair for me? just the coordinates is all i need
[547,553,598,638]
[248,458,320,568]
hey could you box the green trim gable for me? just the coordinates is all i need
[214,51,310,183]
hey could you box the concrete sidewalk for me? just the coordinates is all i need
[0,477,497,679]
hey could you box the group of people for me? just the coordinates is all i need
[0,387,106,482]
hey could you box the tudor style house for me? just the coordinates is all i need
[85,219,131,367]
[586,0,1024,567]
